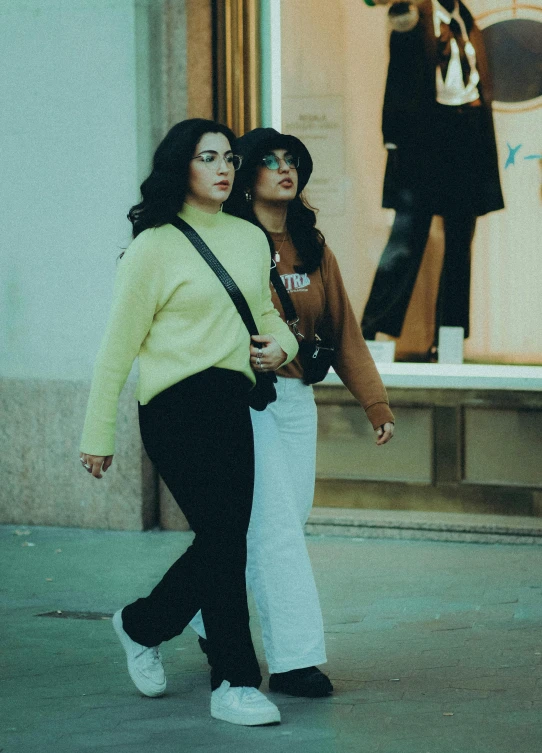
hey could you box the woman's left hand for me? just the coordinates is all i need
[375,422,395,446]
[250,335,287,372]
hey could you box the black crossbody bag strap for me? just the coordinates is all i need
[171,216,259,338]
[269,266,304,340]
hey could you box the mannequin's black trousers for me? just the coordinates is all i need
[361,206,476,340]
[121,368,262,690]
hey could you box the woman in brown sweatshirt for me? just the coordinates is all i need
[190,128,394,698]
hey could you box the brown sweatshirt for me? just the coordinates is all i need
[269,231,394,430]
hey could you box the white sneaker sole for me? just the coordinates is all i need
[211,706,281,726]
[112,610,166,698]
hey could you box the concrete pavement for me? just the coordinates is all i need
[2,524,542,752]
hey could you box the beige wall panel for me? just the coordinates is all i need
[313,478,534,515]
[464,408,542,487]
[0,379,157,530]
[316,405,433,482]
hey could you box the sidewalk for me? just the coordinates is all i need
[2,524,542,753]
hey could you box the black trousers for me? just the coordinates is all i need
[361,203,477,341]
[121,368,262,690]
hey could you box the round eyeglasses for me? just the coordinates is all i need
[191,151,243,171]
[261,153,300,170]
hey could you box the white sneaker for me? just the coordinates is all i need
[211,680,281,726]
[112,609,166,697]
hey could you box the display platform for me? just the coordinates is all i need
[313,363,542,517]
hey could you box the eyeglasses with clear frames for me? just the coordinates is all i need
[261,153,300,170]
[191,151,242,171]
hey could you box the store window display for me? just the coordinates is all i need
[361,0,504,360]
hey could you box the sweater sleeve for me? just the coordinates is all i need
[256,235,299,365]
[321,247,395,429]
[80,232,164,456]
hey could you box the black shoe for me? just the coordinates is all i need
[269,666,333,698]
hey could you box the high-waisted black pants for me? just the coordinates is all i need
[363,103,482,341]
[361,206,476,340]
[121,368,262,690]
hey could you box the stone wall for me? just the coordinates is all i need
[0,0,212,530]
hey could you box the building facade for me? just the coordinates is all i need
[1,0,541,530]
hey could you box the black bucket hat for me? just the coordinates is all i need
[234,127,313,195]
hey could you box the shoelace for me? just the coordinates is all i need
[147,647,162,666]
[135,646,162,667]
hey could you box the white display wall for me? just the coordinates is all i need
[278,0,542,363]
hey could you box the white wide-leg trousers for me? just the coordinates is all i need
[190,376,327,673]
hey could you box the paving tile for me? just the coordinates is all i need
[3,525,542,753]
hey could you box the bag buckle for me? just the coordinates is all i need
[287,317,304,340]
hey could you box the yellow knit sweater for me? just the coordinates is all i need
[80,203,299,456]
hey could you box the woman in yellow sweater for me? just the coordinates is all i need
[191,128,395,697]
[79,119,298,726]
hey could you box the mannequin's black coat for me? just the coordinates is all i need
[381,0,504,216]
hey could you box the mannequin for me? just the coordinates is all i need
[361,0,504,358]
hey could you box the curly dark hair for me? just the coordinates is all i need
[224,152,325,275]
[128,118,236,238]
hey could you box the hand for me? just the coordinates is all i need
[250,335,287,372]
[388,1,420,33]
[79,453,113,479]
[375,422,394,446]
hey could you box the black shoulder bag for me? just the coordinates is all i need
[269,266,334,385]
[171,217,277,411]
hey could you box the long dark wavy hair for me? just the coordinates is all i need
[128,118,236,238]
[224,155,325,275]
